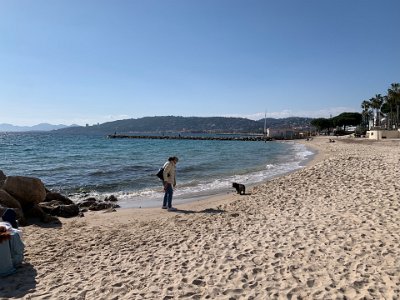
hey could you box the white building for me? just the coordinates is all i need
[366,129,400,140]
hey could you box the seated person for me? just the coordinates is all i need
[0,225,15,277]
[2,208,19,229]
[0,218,24,271]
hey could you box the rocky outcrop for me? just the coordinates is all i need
[0,170,120,226]
[0,170,6,187]
[3,176,46,205]
[0,189,22,212]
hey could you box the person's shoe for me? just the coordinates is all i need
[168,207,177,211]
[162,206,168,209]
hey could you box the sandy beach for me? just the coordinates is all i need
[1,136,399,299]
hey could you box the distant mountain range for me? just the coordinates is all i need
[55,116,314,134]
[0,123,79,132]
[1,116,314,134]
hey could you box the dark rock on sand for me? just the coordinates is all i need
[45,192,75,205]
[39,201,80,218]
[104,195,118,202]
[78,197,120,211]
[23,202,61,224]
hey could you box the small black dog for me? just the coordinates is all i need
[232,182,246,195]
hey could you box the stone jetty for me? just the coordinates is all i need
[107,134,273,141]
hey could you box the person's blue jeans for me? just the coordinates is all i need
[163,183,173,208]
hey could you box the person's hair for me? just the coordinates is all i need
[0,226,11,243]
[168,156,179,162]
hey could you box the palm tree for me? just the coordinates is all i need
[381,95,393,128]
[370,94,384,127]
[388,83,400,128]
[361,100,372,130]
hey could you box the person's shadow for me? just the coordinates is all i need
[0,262,37,298]
[170,208,226,214]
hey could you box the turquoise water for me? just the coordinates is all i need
[0,132,314,208]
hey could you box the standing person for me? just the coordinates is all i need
[162,156,178,211]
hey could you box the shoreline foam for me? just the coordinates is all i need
[109,141,315,209]
[1,136,399,299]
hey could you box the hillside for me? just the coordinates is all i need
[56,116,313,135]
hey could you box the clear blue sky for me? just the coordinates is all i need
[0,0,399,126]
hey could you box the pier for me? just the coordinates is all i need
[107,134,272,142]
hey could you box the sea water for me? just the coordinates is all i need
[0,132,314,208]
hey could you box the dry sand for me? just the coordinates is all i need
[1,136,399,299]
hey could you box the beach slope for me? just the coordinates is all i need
[1,137,399,299]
